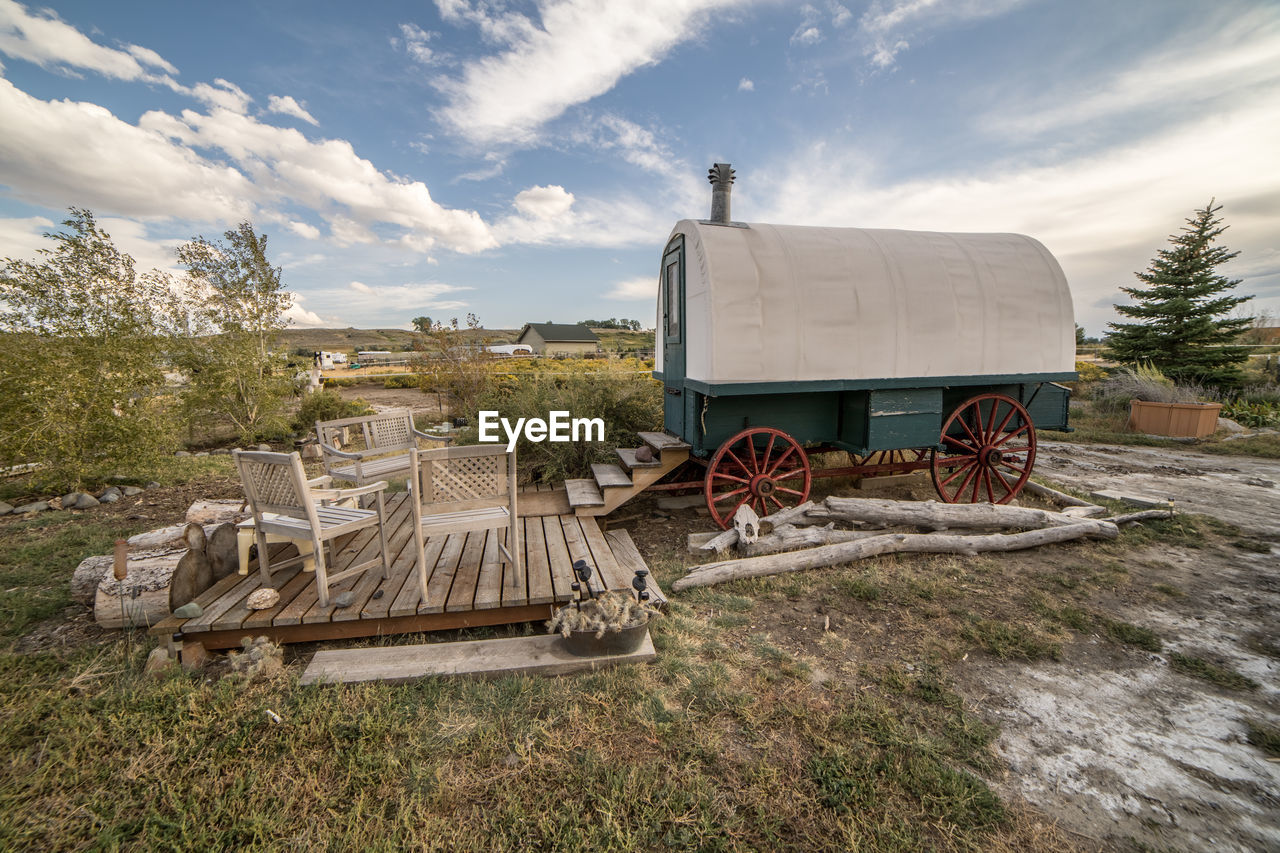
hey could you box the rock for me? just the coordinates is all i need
[246,588,280,610]
[1217,416,1247,434]
[72,555,115,605]
[300,444,323,461]
[180,640,209,671]
[174,450,191,457]
[194,451,209,457]
[255,443,272,452]
[634,445,655,463]
[371,589,385,600]
[98,487,121,503]
[0,501,12,516]
[144,646,176,677]
[65,493,99,510]
[144,482,160,490]
[123,486,144,496]
[14,501,50,514]
[333,591,356,608]
[1243,477,1274,488]
[172,602,203,619]
[212,448,231,455]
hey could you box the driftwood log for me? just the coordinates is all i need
[812,496,1104,531]
[93,547,188,628]
[700,501,817,553]
[743,523,884,557]
[1020,480,1099,508]
[672,522,1120,591]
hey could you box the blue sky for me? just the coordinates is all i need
[1,0,1277,336]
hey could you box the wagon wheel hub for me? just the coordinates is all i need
[704,427,813,529]
[981,446,1003,467]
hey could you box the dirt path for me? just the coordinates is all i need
[1036,441,1280,534]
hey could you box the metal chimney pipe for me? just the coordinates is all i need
[708,163,735,224]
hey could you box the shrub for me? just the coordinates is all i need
[291,389,372,434]
[1220,399,1280,429]
[463,371,662,483]
[382,374,420,389]
[1093,364,1201,413]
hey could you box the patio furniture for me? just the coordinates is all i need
[233,450,390,607]
[410,445,519,606]
[315,408,452,488]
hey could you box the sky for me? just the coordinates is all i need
[0,0,1277,337]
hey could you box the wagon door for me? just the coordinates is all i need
[661,240,686,438]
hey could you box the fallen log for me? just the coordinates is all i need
[813,496,1096,531]
[185,499,246,525]
[672,521,1119,591]
[700,501,816,553]
[743,523,883,557]
[93,548,187,628]
[1021,480,1099,508]
[1110,510,1175,525]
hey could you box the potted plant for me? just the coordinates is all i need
[547,560,661,656]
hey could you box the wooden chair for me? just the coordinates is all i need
[409,445,519,607]
[233,450,390,607]
[315,408,452,488]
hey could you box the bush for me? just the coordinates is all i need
[291,390,372,434]
[463,372,662,484]
[382,374,420,389]
[1093,364,1201,413]
[1221,399,1280,429]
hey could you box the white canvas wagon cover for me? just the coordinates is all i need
[659,220,1075,386]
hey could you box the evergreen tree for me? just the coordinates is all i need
[1106,200,1252,388]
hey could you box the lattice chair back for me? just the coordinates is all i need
[234,450,315,521]
[413,445,513,513]
[367,411,414,451]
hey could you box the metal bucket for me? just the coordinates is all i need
[561,622,649,657]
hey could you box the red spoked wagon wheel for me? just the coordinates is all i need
[930,394,1036,504]
[704,427,812,529]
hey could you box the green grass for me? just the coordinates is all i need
[1097,618,1163,652]
[961,617,1060,662]
[1168,653,1258,691]
[1245,721,1280,757]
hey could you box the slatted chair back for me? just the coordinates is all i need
[316,408,416,455]
[235,450,320,526]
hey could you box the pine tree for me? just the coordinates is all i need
[1106,200,1252,388]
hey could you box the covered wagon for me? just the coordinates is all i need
[654,164,1076,527]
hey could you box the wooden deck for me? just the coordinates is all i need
[150,492,662,650]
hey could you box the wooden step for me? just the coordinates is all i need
[616,448,662,470]
[300,632,656,685]
[591,463,632,489]
[564,478,605,508]
[637,431,691,452]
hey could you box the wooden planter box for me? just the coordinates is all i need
[1128,400,1221,438]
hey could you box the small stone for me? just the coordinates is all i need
[333,591,355,608]
[1216,416,1246,434]
[72,493,99,509]
[256,443,272,452]
[0,501,12,516]
[172,602,203,619]
[98,486,122,503]
[300,444,323,461]
[144,482,160,490]
[175,450,191,457]
[371,589,385,600]
[145,646,176,677]
[1243,477,1274,488]
[15,501,50,514]
[195,451,209,457]
[123,486,143,496]
[246,588,280,610]
[212,448,230,455]
[634,445,655,463]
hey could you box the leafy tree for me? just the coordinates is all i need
[0,209,178,488]
[411,314,493,420]
[175,223,294,443]
[411,316,433,333]
[1106,200,1252,388]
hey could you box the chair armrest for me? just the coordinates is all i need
[311,480,389,501]
[305,474,334,489]
[317,441,362,460]
[412,428,455,445]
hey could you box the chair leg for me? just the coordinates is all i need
[254,527,273,585]
[375,491,390,578]
[313,539,331,607]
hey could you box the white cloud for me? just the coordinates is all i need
[513,185,575,220]
[434,0,748,145]
[396,22,440,65]
[0,0,177,81]
[349,280,373,293]
[286,220,321,240]
[791,26,822,46]
[856,0,1025,71]
[0,214,54,261]
[830,3,853,28]
[606,277,655,300]
[189,78,251,113]
[285,296,328,328]
[267,94,319,126]
[738,77,754,91]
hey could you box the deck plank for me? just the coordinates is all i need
[211,564,303,631]
[301,494,413,624]
[389,533,446,618]
[559,517,600,596]
[523,516,553,606]
[242,565,317,630]
[472,529,505,610]
[422,530,467,615]
[446,530,488,612]
[541,516,573,602]
[335,496,417,623]
[578,517,631,594]
[501,521,528,607]
[604,528,667,609]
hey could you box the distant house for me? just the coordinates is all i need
[515,323,600,355]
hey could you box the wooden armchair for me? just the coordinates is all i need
[315,408,452,487]
[410,445,519,607]
[233,450,390,607]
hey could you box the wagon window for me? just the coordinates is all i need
[665,261,680,339]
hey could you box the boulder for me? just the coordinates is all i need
[0,501,12,516]
[14,501,49,514]
[1217,416,1247,434]
[256,444,272,452]
[62,492,99,510]
[98,486,122,504]
[123,486,143,496]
